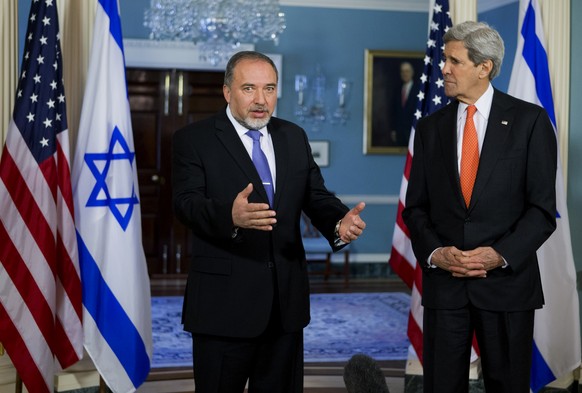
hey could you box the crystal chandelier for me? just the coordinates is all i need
[144,0,286,66]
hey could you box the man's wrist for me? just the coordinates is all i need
[333,219,347,247]
[334,219,342,239]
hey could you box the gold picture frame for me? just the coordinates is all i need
[363,50,424,154]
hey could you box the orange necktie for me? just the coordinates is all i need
[460,105,479,207]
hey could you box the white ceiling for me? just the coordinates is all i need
[280,0,518,13]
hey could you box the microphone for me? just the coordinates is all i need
[343,353,390,393]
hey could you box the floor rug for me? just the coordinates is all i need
[151,292,410,368]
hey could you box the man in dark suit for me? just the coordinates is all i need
[402,21,557,393]
[172,51,366,393]
[389,61,420,146]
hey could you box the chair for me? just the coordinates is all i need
[301,213,350,287]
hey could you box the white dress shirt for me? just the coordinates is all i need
[227,106,277,192]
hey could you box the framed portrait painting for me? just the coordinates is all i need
[363,50,424,154]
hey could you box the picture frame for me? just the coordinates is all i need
[363,50,424,154]
[309,140,329,167]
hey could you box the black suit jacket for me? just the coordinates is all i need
[172,109,348,338]
[392,81,421,146]
[402,89,557,312]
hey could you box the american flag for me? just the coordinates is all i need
[0,0,83,392]
[388,0,452,363]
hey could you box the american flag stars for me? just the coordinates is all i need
[14,0,66,157]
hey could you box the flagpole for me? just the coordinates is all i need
[99,376,107,393]
[0,343,23,393]
[15,373,22,393]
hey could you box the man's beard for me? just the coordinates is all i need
[236,106,272,130]
[239,117,270,130]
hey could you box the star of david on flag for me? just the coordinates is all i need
[84,127,139,231]
[507,0,581,391]
[72,0,152,392]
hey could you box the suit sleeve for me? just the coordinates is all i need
[401,117,445,266]
[489,107,557,271]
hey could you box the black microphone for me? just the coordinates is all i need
[343,353,390,393]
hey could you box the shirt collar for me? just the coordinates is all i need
[458,83,494,120]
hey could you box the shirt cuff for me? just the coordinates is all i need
[427,247,441,268]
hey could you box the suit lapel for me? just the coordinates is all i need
[270,122,287,208]
[436,101,466,208]
[470,90,515,210]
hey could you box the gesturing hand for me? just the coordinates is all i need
[232,183,277,231]
[338,202,366,243]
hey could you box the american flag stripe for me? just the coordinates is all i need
[0,272,53,390]
[5,128,58,223]
[0,211,58,347]
[0,301,52,393]
[0,179,56,302]
[0,0,83,391]
[1,155,56,261]
[0,144,83,371]
[56,135,76,217]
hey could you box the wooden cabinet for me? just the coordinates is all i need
[127,68,225,278]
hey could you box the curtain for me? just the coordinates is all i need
[0,1,18,149]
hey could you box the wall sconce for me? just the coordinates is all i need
[331,77,350,126]
[294,65,350,131]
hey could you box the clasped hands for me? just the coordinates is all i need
[232,183,366,243]
[431,246,504,278]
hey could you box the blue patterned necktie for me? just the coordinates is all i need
[246,130,274,206]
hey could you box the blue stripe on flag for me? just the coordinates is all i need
[520,1,556,127]
[98,0,124,53]
[77,232,150,386]
[530,341,556,392]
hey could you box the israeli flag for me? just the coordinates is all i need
[508,1,581,391]
[72,0,152,392]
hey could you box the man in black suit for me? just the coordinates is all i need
[389,61,420,146]
[402,21,557,393]
[172,51,366,393]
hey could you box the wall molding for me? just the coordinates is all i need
[330,253,390,263]
[280,0,517,13]
[280,0,427,12]
[337,194,399,205]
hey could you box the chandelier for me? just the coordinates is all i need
[144,0,286,66]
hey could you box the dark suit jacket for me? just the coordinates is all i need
[402,89,557,312]
[392,81,421,146]
[172,109,348,338]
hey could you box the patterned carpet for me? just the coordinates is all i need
[151,292,410,368]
